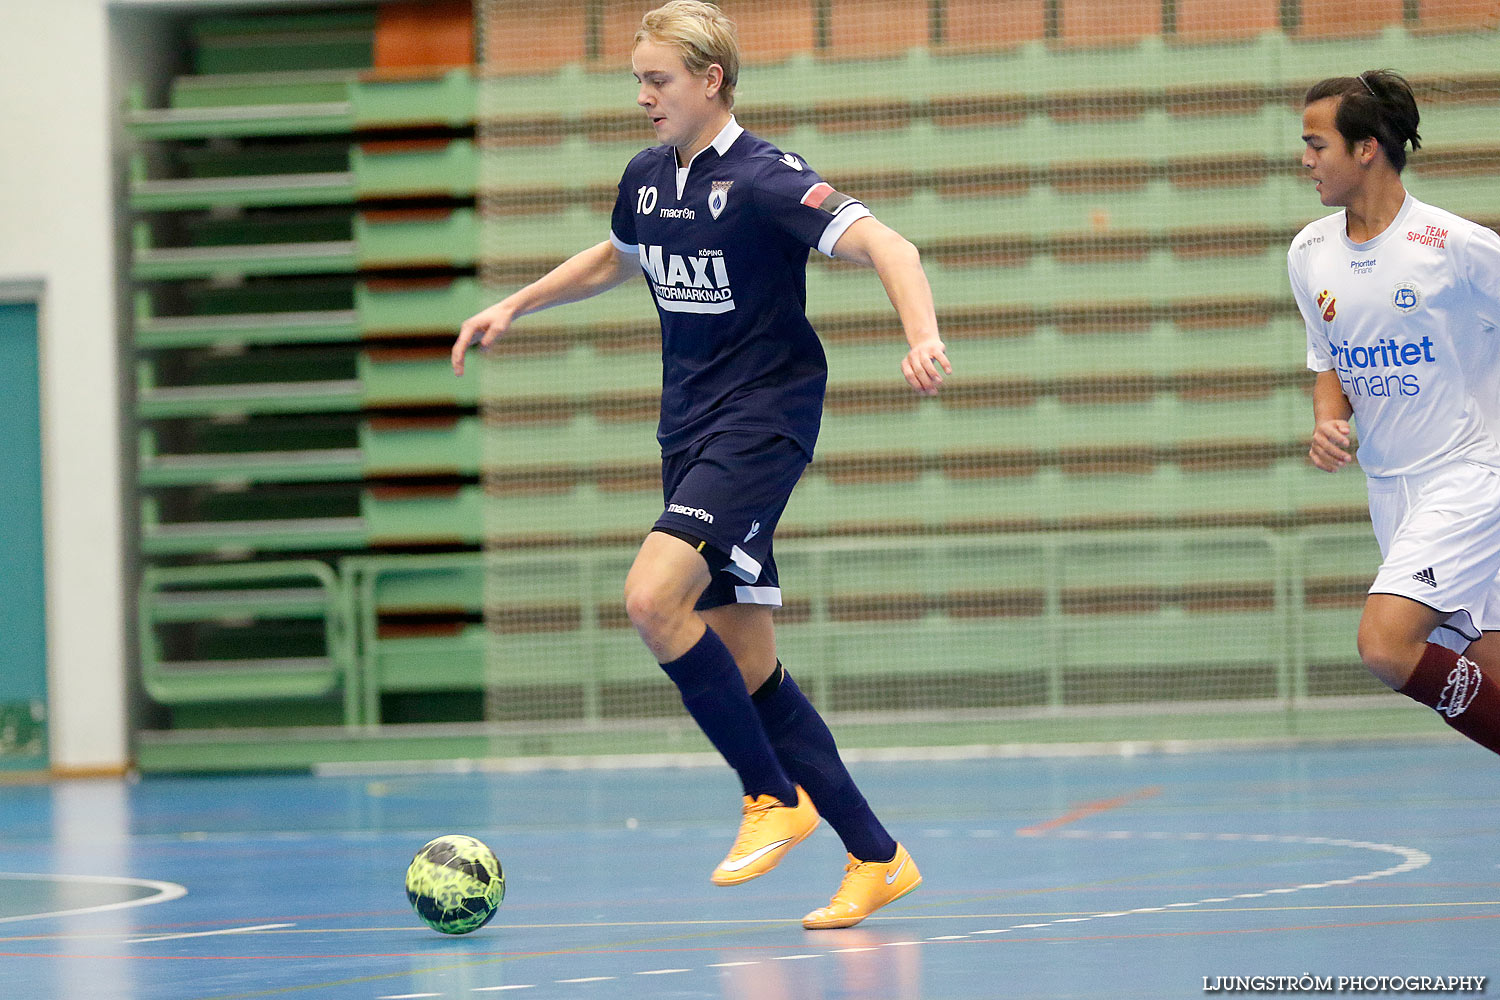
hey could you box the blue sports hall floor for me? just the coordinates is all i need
[1,741,1497,1000]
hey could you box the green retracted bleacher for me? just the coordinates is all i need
[129,0,1500,767]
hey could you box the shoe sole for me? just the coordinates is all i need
[710,819,819,886]
[801,875,923,930]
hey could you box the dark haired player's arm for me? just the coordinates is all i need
[831,217,951,396]
[1310,369,1354,472]
[452,240,640,375]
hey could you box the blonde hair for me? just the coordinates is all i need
[634,1,740,108]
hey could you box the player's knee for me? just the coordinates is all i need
[1355,620,1423,688]
[623,576,685,642]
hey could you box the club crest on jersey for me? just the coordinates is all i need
[1392,281,1422,313]
[708,180,732,220]
[1317,289,1337,322]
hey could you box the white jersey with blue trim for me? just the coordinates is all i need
[1289,193,1500,478]
[608,117,871,457]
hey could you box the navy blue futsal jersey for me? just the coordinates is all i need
[609,118,872,457]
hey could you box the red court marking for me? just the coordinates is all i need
[1016,785,1163,836]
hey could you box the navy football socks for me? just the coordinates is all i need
[752,663,898,863]
[658,627,798,805]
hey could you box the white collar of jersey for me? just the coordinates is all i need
[674,116,743,198]
[706,116,743,156]
[1340,192,1415,251]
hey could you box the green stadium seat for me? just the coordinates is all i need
[362,416,480,476]
[358,348,479,407]
[135,211,483,279]
[167,70,353,110]
[139,488,484,558]
[136,375,364,421]
[192,9,375,75]
[358,277,493,336]
[368,622,486,694]
[129,154,355,212]
[137,416,481,488]
[364,485,484,545]
[138,560,359,724]
[355,138,478,198]
[139,498,367,558]
[342,552,486,720]
[126,69,476,141]
[128,138,476,212]
[135,345,481,420]
[137,435,363,488]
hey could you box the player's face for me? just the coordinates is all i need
[632,39,722,154]
[1301,97,1364,208]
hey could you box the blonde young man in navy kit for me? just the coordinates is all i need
[1291,69,1500,755]
[453,1,947,928]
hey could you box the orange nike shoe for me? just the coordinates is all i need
[711,785,819,886]
[802,842,921,929]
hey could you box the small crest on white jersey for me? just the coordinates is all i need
[709,180,733,220]
[1392,281,1422,313]
[779,153,803,172]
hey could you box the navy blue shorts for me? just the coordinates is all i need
[653,430,809,610]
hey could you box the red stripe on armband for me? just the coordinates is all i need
[800,182,834,209]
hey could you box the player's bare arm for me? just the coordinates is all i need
[831,216,950,396]
[452,240,639,375]
[1309,368,1354,473]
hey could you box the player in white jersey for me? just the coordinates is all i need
[1291,69,1500,755]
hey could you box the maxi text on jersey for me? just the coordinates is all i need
[639,244,735,314]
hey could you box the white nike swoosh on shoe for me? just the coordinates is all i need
[885,857,908,885]
[718,838,793,873]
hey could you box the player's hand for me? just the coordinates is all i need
[1309,418,1353,472]
[452,302,515,376]
[902,336,951,396]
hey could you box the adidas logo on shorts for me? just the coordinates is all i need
[1412,567,1437,588]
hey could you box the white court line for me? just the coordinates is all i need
[127,922,294,944]
[0,872,187,925]
[472,988,535,992]
[357,829,1436,998]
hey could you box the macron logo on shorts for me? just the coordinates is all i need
[667,503,714,525]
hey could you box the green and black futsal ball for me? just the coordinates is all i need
[405,834,505,934]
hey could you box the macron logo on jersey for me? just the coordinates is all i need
[639,244,735,315]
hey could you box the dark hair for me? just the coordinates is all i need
[1305,69,1422,172]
